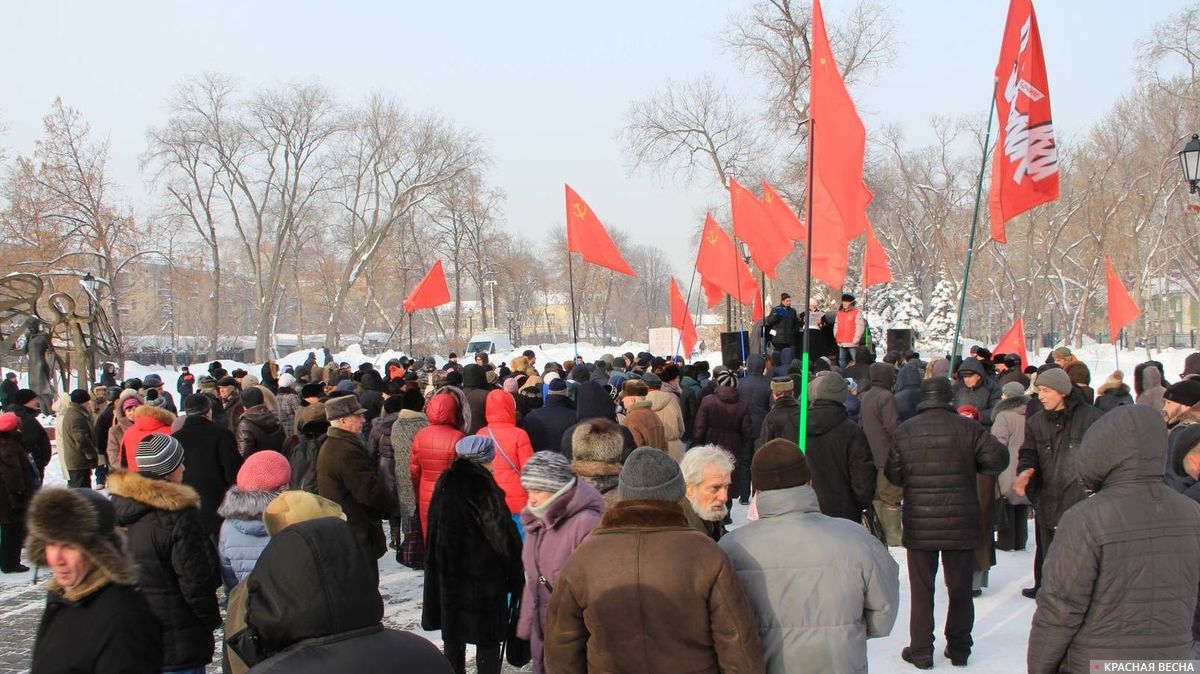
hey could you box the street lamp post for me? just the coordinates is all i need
[506,309,514,343]
[1179,133,1200,193]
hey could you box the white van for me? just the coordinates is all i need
[465,332,515,357]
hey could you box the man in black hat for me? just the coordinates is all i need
[834,293,866,368]
[173,393,243,541]
[886,377,1008,669]
[60,389,97,488]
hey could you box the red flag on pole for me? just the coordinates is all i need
[702,277,725,310]
[696,213,759,305]
[565,184,636,276]
[988,0,1059,243]
[751,293,764,322]
[403,260,451,313]
[761,180,807,244]
[862,226,892,287]
[1105,256,1140,343]
[670,278,698,358]
[993,318,1028,371]
[808,0,874,288]
[729,177,790,279]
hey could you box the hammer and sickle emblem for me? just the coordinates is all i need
[763,192,773,203]
[706,231,719,245]
[571,203,587,219]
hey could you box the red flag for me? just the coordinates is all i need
[702,277,724,309]
[1106,256,1140,343]
[862,226,892,287]
[565,184,636,276]
[988,0,1059,243]
[808,0,874,288]
[669,277,698,358]
[751,293,764,322]
[403,260,451,313]
[761,180,807,243]
[729,177,790,279]
[993,318,1028,371]
[696,213,758,305]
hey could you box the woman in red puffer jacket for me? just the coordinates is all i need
[410,391,467,532]
[476,389,534,515]
[121,404,176,472]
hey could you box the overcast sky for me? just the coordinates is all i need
[0,0,1190,278]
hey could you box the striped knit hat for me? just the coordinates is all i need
[136,433,185,477]
[520,451,574,493]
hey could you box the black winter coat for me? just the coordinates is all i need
[236,406,285,458]
[893,364,922,422]
[108,471,221,670]
[1095,385,1134,413]
[523,394,576,453]
[423,458,524,644]
[759,395,800,448]
[764,303,799,347]
[94,403,115,467]
[230,517,452,674]
[174,414,243,537]
[860,363,899,469]
[0,378,17,407]
[462,365,493,435]
[1028,406,1200,673]
[560,382,637,461]
[317,427,398,559]
[886,403,1009,551]
[7,403,51,480]
[32,581,163,674]
[952,359,1001,427]
[1017,390,1105,528]
[0,432,36,525]
[694,386,754,497]
[740,355,772,448]
[804,400,876,522]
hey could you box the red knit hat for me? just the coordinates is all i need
[0,412,17,432]
[237,450,292,491]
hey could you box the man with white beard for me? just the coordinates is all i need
[679,445,734,541]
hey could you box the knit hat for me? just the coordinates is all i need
[237,450,292,491]
[14,389,38,406]
[183,393,212,416]
[444,370,464,387]
[135,433,185,477]
[0,412,18,433]
[752,439,811,491]
[325,394,366,421]
[1001,381,1026,399]
[241,386,265,408]
[714,368,738,388]
[455,435,496,463]
[1036,368,1073,396]
[1051,346,1073,359]
[69,389,90,405]
[1164,380,1200,407]
[809,371,848,403]
[618,447,685,502]
[957,405,980,421]
[641,372,663,389]
[770,376,794,395]
[623,379,649,397]
[546,377,567,396]
[521,451,575,493]
[121,396,141,413]
[277,373,296,389]
[570,419,624,463]
[263,491,347,537]
[503,377,521,394]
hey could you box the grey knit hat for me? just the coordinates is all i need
[136,433,185,477]
[618,447,685,502]
[808,371,848,403]
[1001,381,1026,399]
[1036,368,1072,396]
[714,368,738,388]
[520,451,575,493]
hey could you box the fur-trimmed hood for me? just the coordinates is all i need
[107,470,201,514]
[217,486,280,521]
[128,403,176,427]
[993,395,1029,416]
[24,488,138,599]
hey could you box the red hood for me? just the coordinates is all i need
[426,393,459,426]
[485,389,516,425]
[131,415,170,433]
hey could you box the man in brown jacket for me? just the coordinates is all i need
[543,447,765,674]
[619,379,667,452]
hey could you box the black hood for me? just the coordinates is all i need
[807,399,847,435]
[243,517,382,656]
[868,363,897,389]
[956,358,987,379]
[894,363,922,392]
[462,363,487,390]
[746,354,766,375]
[575,381,616,422]
[1078,404,1167,492]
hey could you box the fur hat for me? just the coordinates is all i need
[69,388,91,405]
[1165,380,1200,407]
[770,376,794,395]
[237,450,292,491]
[571,419,624,463]
[752,439,811,491]
[300,382,325,399]
[521,451,575,493]
[1051,346,1073,359]
[183,393,212,416]
[25,488,136,589]
[1036,368,1073,396]
[1097,370,1125,396]
[325,394,366,421]
[619,447,685,502]
[263,491,347,537]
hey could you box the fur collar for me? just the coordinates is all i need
[597,499,687,531]
[571,460,620,478]
[993,396,1029,415]
[218,487,281,521]
[107,470,200,511]
[129,404,176,427]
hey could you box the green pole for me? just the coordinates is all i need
[948,85,998,375]
[798,118,816,454]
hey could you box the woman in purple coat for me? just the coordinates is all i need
[693,367,754,505]
[516,452,604,674]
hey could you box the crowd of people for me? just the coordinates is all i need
[1,312,1200,672]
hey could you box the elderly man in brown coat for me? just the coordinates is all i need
[544,447,765,674]
[619,379,667,452]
